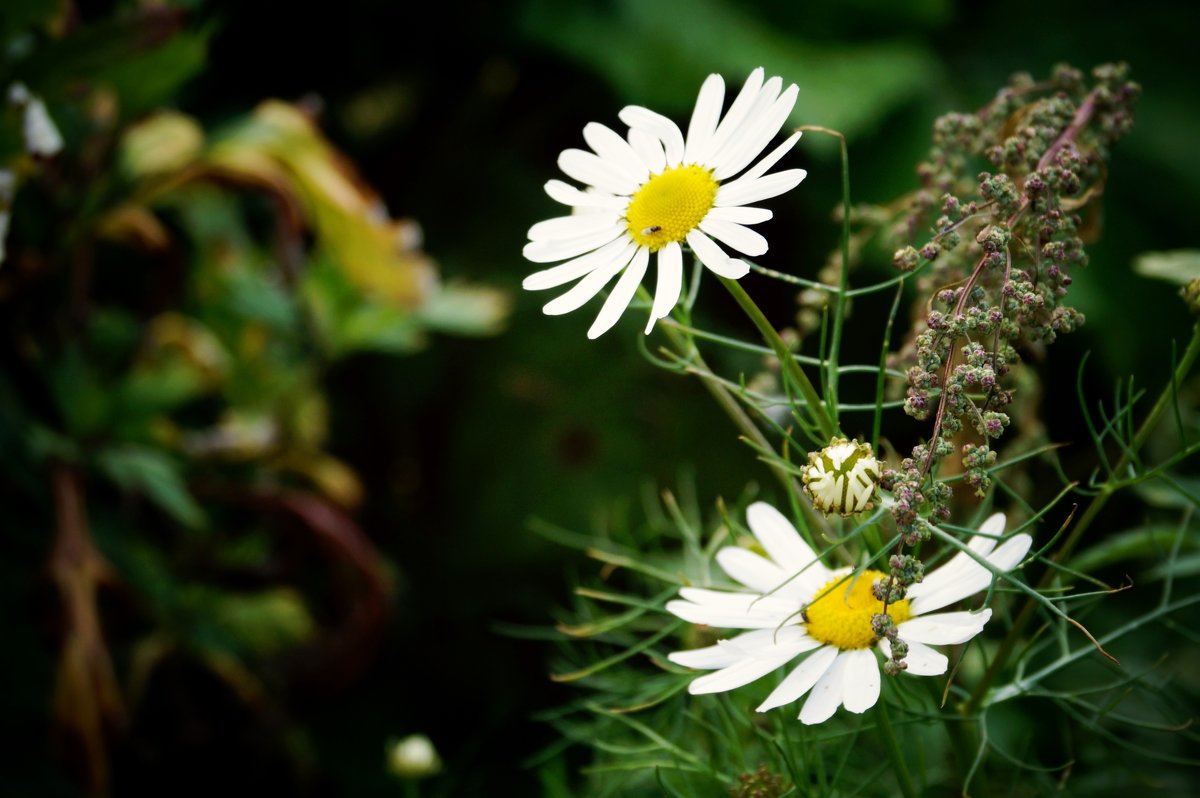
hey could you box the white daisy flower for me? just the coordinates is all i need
[666,502,1032,724]
[522,67,808,339]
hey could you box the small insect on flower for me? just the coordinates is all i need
[803,437,880,516]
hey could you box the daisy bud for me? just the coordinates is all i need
[802,437,881,517]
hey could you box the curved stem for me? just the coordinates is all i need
[718,276,837,442]
[875,700,918,798]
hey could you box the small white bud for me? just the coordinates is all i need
[386,733,442,779]
[803,437,881,516]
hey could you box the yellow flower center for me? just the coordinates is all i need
[803,570,911,650]
[625,165,718,251]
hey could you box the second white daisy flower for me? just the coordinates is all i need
[523,67,807,339]
[666,502,1032,725]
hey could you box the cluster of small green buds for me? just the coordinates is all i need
[802,437,880,516]
[871,554,925,674]
[729,764,788,798]
[1183,278,1200,314]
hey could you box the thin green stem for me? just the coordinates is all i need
[718,276,837,442]
[875,700,918,798]
[643,286,810,522]
[799,125,852,432]
[966,321,1200,713]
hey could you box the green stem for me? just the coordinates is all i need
[875,700,917,798]
[966,320,1200,713]
[718,276,837,442]
[647,286,811,522]
[799,126,852,431]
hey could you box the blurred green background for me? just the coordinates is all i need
[1,0,1197,795]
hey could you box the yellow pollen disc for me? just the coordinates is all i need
[804,570,911,650]
[625,165,718,251]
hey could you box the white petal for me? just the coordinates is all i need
[840,648,881,714]
[669,643,739,670]
[715,547,787,593]
[523,237,632,291]
[706,205,773,225]
[898,610,992,646]
[558,148,639,195]
[744,502,830,590]
[684,73,725,165]
[688,647,798,695]
[619,106,685,166]
[670,627,810,672]
[713,83,799,181]
[722,626,814,658]
[979,512,1007,538]
[583,122,650,184]
[909,531,1032,616]
[694,67,763,166]
[521,223,627,263]
[645,241,682,333]
[715,169,808,208]
[905,534,998,608]
[587,246,649,339]
[879,638,948,676]
[628,127,666,174]
[544,179,627,210]
[738,131,802,183]
[699,217,768,257]
[686,229,747,279]
[528,212,622,243]
[757,645,837,712]
[666,589,799,630]
[541,242,636,315]
[799,650,850,724]
[707,75,781,173]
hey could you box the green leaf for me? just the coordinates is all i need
[21,14,213,121]
[520,0,939,146]
[1068,524,1199,574]
[1133,250,1200,286]
[416,281,511,337]
[208,587,316,655]
[95,445,205,529]
[48,347,111,438]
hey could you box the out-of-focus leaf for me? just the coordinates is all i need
[277,452,364,509]
[118,359,209,420]
[417,280,513,337]
[24,10,211,121]
[1147,553,1200,581]
[520,0,939,147]
[100,203,164,258]
[48,348,111,437]
[207,101,435,306]
[1133,250,1200,285]
[119,110,204,178]
[0,0,68,43]
[95,445,204,529]
[182,412,279,460]
[333,304,425,354]
[302,250,425,356]
[1069,524,1200,573]
[209,587,316,656]
[1133,475,1200,509]
[225,267,298,331]
[116,313,228,419]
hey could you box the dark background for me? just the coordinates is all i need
[4,0,1198,795]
